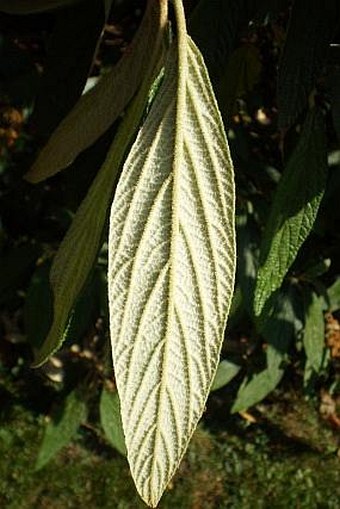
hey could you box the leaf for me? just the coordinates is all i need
[0,0,83,14]
[327,278,340,311]
[108,6,236,506]
[233,284,301,412]
[35,389,87,470]
[277,0,339,129]
[211,360,240,392]
[100,387,126,456]
[302,290,326,376]
[32,0,167,367]
[254,108,327,319]
[232,368,283,414]
[31,0,106,137]
[25,0,167,183]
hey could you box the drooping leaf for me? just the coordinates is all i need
[108,8,236,506]
[100,387,126,456]
[0,0,83,14]
[277,0,339,129]
[32,1,168,367]
[302,289,326,377]
[254,108,327,319]
[25,0,167,183]
[211,360,240,392]
[35,389,87,470]
[31,0,106,137]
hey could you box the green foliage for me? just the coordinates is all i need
[35,389,88,470]
[254,108,327,320]
[1,0,340,507]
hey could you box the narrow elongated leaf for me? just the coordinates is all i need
[25,0,166,183]
[278,0,339,129]
[254,108,327,319]
[302,290,326,375]
[328,278,340,311]
[32,1,167,367]
[100,387,126,455]
[31,0,106,137]
[108,20,236,509]
[232,368,283,414]
[36,389,87,470]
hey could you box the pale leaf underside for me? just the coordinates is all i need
[108,36,235,507]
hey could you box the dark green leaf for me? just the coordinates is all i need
[31,0,106,137]
[278,0,339,129]
[100,387,126,456]
[328,65,340,143]
[254,108,327,318]
[302,290,326,377]
[35,389,87,470]
[211,360,241,391]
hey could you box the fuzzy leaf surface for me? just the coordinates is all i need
[31,2,167,367]
[25,0,167,182]
[254,108,327,319]
[108,35,235,507]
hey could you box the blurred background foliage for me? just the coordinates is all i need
[0,0,339,507]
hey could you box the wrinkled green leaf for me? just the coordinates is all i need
[108,10,235,506]
[32,1,167,367]
[254,108,327,319]
[100,387,126,456]
[26,0,167,182]
[35,389,87,470]
[302,290,326,376]
[31,0,106,137]
[278,0,339,129]
[0,0,83,14]
[211,360,240,392]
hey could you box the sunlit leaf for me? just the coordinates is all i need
[25,0,167,182]
[211,360,240,392]
[254,108,327,319]
[100,387,126,456]
[35,389,87,470]
[31,2,167,367]
[108,8,236,505]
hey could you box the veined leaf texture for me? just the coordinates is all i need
[108,17,236,508]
